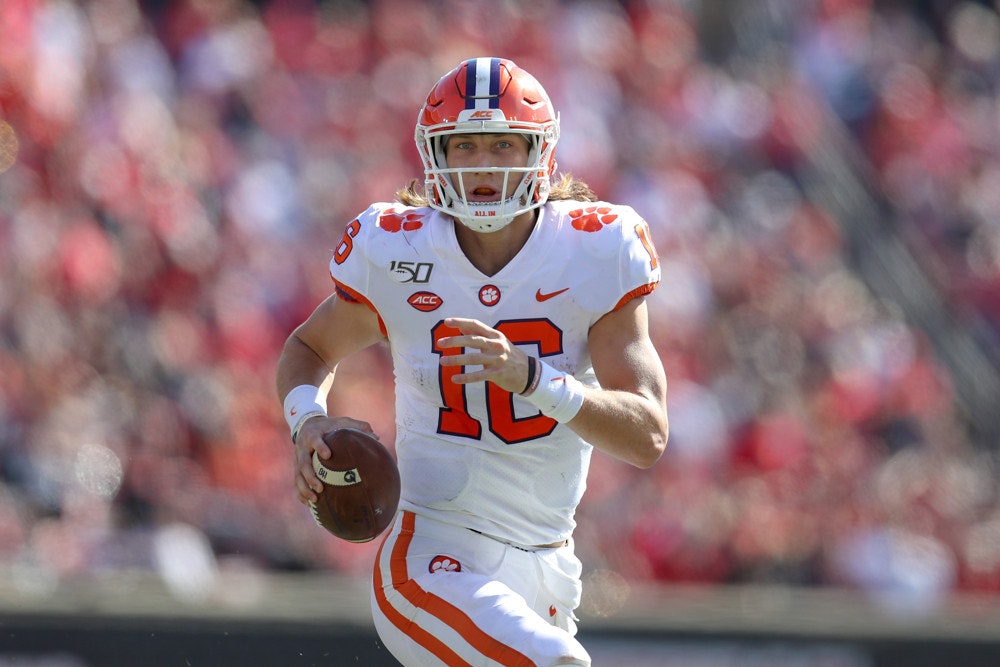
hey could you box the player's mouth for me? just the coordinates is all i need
[468,185,500,201]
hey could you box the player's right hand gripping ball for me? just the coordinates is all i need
[309,428,401,543]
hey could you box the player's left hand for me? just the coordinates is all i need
[437,317,531,394]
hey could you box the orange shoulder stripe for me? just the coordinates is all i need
[613,281,658,312]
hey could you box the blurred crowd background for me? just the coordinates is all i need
[2,0,1000,614]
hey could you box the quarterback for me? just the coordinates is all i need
[276,57,669,666]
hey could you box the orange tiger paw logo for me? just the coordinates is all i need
[380,208,424,232]
[569,206,617,232]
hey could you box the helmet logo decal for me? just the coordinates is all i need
[479,284,501,306]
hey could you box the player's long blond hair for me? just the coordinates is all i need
[395,173,598,207]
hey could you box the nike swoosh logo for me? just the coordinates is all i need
[535,287,569,302]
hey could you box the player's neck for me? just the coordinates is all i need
[453,211,538,277]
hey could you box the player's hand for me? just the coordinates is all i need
[293,416,377,504]
[437,317,532,394]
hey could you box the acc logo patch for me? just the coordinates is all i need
[429,555,461,574]
[408,291,442,312]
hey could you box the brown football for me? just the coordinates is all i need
[309,428,401,543]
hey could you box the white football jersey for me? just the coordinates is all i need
[329,200,660,546]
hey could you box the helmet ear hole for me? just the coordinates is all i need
[431,136,448,169]
[525,136,540,167]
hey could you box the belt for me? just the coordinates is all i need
[534,539,569,550]
[469,528,568,552]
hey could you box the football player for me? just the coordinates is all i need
[277,57,669,666]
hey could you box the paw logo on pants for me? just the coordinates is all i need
[428,555,461,574]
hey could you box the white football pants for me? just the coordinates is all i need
[371,510,592,666]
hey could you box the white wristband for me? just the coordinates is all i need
[521,360,586,424]
[283,384,327,437]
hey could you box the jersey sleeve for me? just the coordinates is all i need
[327,204,398,339]
[329,204,378,298]
[614,205,660,310]
[330,201,423,305]
[549,201,661,320]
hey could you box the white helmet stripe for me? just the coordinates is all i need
[470,57,499,110]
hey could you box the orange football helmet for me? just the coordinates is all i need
[415,57,559,232]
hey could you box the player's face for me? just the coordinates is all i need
[443,133,531,201]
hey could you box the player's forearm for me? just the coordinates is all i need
[566,388,668,468]
[275,334,334,401]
